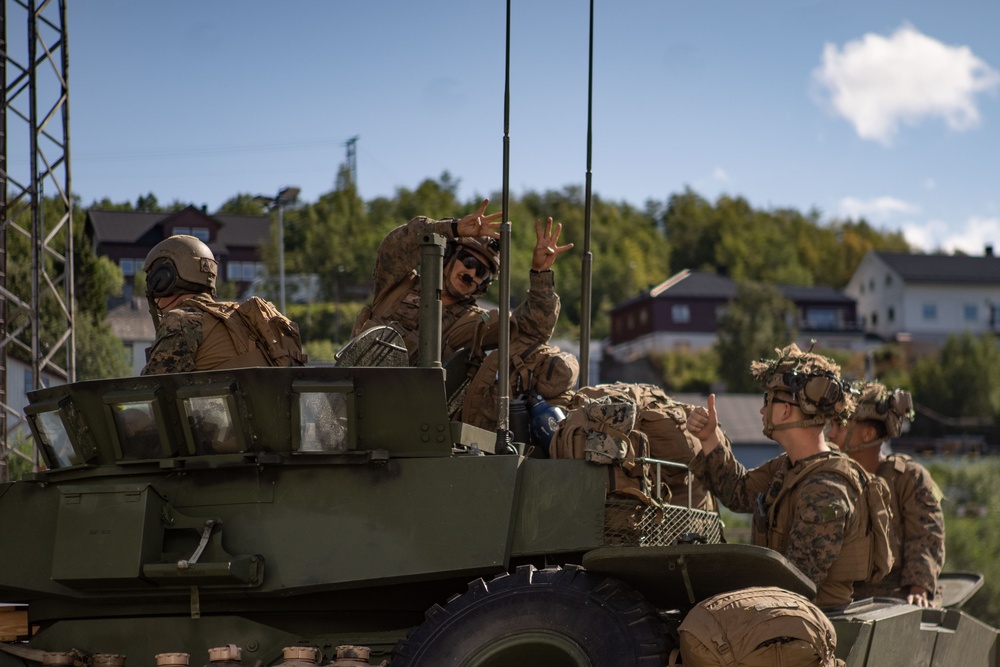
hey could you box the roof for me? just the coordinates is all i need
[613,270,852,311]
[875,251,1000,285]
[106,297,157,342]
[672,393,773,446]
[87,207,269,250]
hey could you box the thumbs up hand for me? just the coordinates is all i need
[687,394,722,453]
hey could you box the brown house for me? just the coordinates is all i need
[85,206,271,304]
[607,270,864,360]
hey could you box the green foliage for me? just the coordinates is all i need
[662,188,910,289]
[304,339,340,363]
[286,301,367,346]
[4,434,36,481]
[215,193,268,215]
[910,333,1000,435]
[925,458,1000,627]
[75,314,131,380]
[715,281,798,392]
[653,348,719,393]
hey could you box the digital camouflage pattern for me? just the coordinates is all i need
[142,294,268,374]
[355,215,559,365]
[692,443,866,608]
[853,453,945,602]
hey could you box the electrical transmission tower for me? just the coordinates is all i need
[0,0,74,480]
[344,135,359,186]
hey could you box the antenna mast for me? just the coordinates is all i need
[579,0,595,386]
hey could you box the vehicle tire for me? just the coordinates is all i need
[391,564,669,667]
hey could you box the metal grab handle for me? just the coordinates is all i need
[638,457,694,509]
[177,519,218,569]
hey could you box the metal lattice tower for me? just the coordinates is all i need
[344,135,359,186]
[0,0,74,480]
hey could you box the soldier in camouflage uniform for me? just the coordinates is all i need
[352,199,573,415]
[828,382,946,608]
[141,235,271,375]
[686,344,884,609]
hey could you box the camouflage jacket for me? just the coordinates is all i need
[354,215,560,364]
[854,453,946,601]
[691,442,866,608]
[141,294,268,375]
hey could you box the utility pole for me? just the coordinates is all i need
[344,136,359,187]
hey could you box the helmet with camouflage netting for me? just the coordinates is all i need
[840,381,914,451]
[751,343,856,434]
[143,235,218,298]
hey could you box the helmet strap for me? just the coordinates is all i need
[146,293,161,332]
[840,418,883,452]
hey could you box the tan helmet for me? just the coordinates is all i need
[751,343,856,435]
[143,235,218,297]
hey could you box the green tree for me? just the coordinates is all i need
[216,193,268,216]
[715,280,797,392]
[910,333,1000,433]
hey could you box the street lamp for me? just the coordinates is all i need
[254,186,300,312]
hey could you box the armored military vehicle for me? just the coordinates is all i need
[2,235,998,667]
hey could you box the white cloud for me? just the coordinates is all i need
[897,216,1000,254]
[813,24,1000,144]
[839,196,920,221]
[938,216,1000,255]
[712,167,729,182]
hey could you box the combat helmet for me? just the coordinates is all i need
[445,234,501,298]
[751,343,855,437]
[840,381,914,452]
[143,235,218,298]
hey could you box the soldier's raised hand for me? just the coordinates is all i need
[687,394,722,453]
[531,217,574,271]
[455,199,503,239]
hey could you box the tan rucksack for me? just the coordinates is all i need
[191,296,307,367]
[678,586,845,667]
[460,340,579,431]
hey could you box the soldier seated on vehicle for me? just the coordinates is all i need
[351,198,575,418]
[141,235,283,375]
[685,343,892,609]
[828,382,945,608]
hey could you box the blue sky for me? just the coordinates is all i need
[49,1,1000,254]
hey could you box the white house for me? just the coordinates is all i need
[845,250,1000,345]
[106,297,157,375]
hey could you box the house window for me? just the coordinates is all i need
[120,258,135,276]
[922,304,937,321]
[671,304,690,323]
[626,314,635,331]
[871,311,878,326]
[191,227,210,242]
[888,307,895,323]
[226,261,264,281]
[639,309,648,325]
[869,279,875,292]
[964,304,978,322]
[173,226,191,236]
[804,307,836,329]
[885,274,893,287]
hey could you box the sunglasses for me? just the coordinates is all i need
[763,393,794,408]
[456,248,492,280]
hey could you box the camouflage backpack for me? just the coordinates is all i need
[460,340,579,431]
[549,394,658,505]
[574,383,714,510]
[678,586,845,667]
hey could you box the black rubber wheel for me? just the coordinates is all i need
[391,564,669,667]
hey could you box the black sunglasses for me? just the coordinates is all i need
[457,248,492,279]
[763,393,794,407]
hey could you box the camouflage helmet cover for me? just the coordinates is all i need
[143,234,218,296]
[848,381,914,439]
[751,343,856,420]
